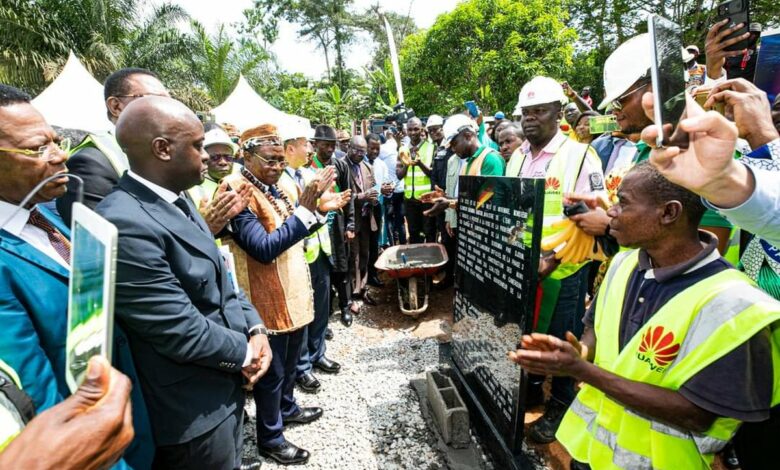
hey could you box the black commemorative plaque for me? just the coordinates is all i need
[450,176,544,468]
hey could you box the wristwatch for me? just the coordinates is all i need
[249,325,269,337]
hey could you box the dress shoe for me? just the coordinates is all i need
[258,440,310,465]
[340,308,353,327]
[240,458,262,470]
[362,292,378,306]
[529,398,568,444]
[283,406,323,425]
[296,372,321,393]
[368,275,384,287]
[324,327,334,340]
[314,356,341,374]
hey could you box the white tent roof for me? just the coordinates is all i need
[211,75,310,133]
[32,51,112,132]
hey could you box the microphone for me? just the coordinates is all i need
[0,174,84,231]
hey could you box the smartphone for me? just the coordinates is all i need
[465,100,479,118]
[714,0,750,52]
[589,115,621,134]
[649,15,689,148]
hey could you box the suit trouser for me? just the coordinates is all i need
[152,405,243,470]
[297,253,331,377]
[350,216,373,296]
[254,328,305,448]
[405,198,436,244]
[390,192,406,245]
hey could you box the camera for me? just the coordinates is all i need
[385,103,416,126]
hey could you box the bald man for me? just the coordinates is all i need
[95,96,268,470]
[347,135,378,302]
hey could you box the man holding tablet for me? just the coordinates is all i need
[96,96,269,470]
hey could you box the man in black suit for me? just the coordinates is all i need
[95,96,270,470]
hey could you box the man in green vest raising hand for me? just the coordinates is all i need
[398,117,436,243]
[510,162,780,470]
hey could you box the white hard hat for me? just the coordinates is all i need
[426,114,444,128]
[516,76,567,109]
[204,127,238,154]
[279,120,314,143]
[442,114,477,147]
[598,34,650,110]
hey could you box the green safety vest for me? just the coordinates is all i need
[506,140,597,279]
[556,250,780,469]
[187,176,221,206]
[0,360,25,452]
[279,170,332,264]
[69,131,128,176]
[402,140,435,200]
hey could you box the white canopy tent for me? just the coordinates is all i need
[211,75,310,133]
[32,51,112,132]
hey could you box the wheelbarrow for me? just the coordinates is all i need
[374,243,449,317]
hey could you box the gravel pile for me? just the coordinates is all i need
[242,314,449,469]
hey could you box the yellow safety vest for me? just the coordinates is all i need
[0,360,25,452]
[557,250,780,469]
[403,140,434,200]
[279,170,332,264]
[505,140,597,279]
[69,132,129,176]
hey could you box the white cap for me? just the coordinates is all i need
[442,114,477,147]
[598,34,650,110]
[516,76,567,110]
[204,127,238,154]
[279,120,314,143]
[426,114,444,128]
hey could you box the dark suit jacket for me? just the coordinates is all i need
[323,156,354,272]
[96,174,262,446]
[349,160,377,234]
[57,146,119,226]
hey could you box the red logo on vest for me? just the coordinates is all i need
[545,177,560,191]
[637,326,680,371]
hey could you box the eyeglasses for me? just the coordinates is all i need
[208,153,234,163]
[0,138,71,161]
[610,81,650,111]
[250,152,288,169]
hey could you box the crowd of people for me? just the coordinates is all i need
[2,11,780,470]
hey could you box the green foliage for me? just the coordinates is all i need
[399,0,577,116]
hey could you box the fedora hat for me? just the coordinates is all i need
[313,124,338,142]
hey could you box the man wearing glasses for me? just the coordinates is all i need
[0,84,152,469]
[187,124,252,235]
[57,67,169,226]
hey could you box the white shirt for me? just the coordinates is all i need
[380,140,404,192]
[0,201,69,269]
[127,170,260,365]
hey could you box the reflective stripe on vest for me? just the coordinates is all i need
[403,140,434,199]
[0,360,25,452]
[280,170,333,263]
[557,249,780,469]
[506,140,593,279]
[69,132,129,176]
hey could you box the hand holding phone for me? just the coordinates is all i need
[649,14,689,148]
[713,0,750,52]
[465,100,480,118]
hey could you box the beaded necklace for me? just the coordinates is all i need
[241,167,294,219]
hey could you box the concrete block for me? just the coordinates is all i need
[426,371,470,448]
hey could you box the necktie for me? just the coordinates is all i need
[294,169,305,193]
[173,197,204,232]
[28,208,71,264]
